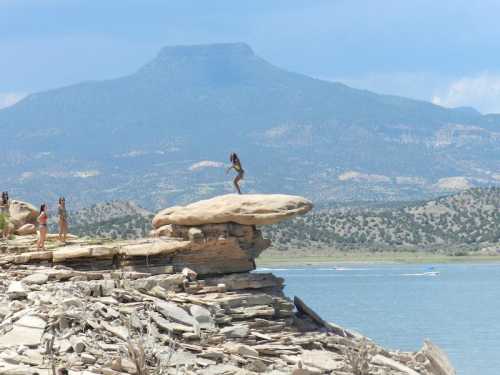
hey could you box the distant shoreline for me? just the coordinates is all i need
[256,251,500,266]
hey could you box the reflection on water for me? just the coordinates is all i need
[256,263,500,375]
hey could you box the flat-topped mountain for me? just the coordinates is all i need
[0,43,498,207]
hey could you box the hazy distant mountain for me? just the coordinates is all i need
[0,43,498,208]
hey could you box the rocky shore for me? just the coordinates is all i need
[0,194,455,374]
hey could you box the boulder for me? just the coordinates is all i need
[15,223,36,236]
[22,273,49,285]
[0,315,46,347]
[7,281,28,300]
[220,324,249,338]
[8,200,38,229]
[190,305,213,329]
[152,194,313,227]
[156,301,198,327]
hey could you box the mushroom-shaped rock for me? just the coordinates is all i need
[152,194,313,228]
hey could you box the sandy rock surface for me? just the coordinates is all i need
[152,194,313,227]
[7,200,38,229]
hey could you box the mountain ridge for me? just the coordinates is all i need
[0,42,498,207]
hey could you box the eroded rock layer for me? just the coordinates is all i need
[0,222,268,275]
[1,194,311,275]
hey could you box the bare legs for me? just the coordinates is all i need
[234,172,243,194]
[37,226,47,250]
[59,219,68,242]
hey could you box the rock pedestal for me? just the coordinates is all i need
[0,194,313,275]
[0,194,455,374]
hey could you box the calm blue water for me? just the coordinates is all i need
[257,263,500,375]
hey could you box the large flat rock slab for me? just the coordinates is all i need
[0,315,46,347]
[152,194,313,227]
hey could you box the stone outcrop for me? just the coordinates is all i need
[0,194,456,374]
[0,264,454,375]
[152,194,313,227]
[0,194,311,275]
[7,200,38,230]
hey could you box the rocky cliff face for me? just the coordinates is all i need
[0,194,455,374]
[1,194,313,276]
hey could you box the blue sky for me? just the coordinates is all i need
[2,0,500,112]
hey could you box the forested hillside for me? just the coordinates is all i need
[263,188,500,252]
[49,201,153,239]
[60,188,499,254]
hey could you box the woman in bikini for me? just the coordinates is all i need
[58,197,68,243]
[37,203,48,251]
[226,152,244,194]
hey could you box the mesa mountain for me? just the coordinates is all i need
[0,43,498,208]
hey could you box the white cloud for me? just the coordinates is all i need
[432,73,500,114]
[72,170,100,178]
[0,92,26,109]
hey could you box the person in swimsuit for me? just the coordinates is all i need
[0,192,10,239]
[58,197,68,243]
[37,203,48,251]
[226,152,244,194]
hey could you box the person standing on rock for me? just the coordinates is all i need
[0,192,10,239]
[58,197,68,243]
[227,152,244,194]
[37,203,48,250]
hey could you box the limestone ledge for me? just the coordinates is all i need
[0,221,270,275]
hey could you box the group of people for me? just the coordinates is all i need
[0,192,69,251]
[36,197,69,250]
[1,152,244,250]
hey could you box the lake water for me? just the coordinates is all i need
[257,263,500,375]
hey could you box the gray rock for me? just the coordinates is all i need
[372,354,420,375]
[202,364,242,375]
[220,324,249,338]
[22,273,49,285]
[80,352,96,364]
[156,301,197,327]
[0,315,46,347]
[163,350,197,367]
[6,282,27,300]
[224,342,259,357]
[190,304,213,329]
